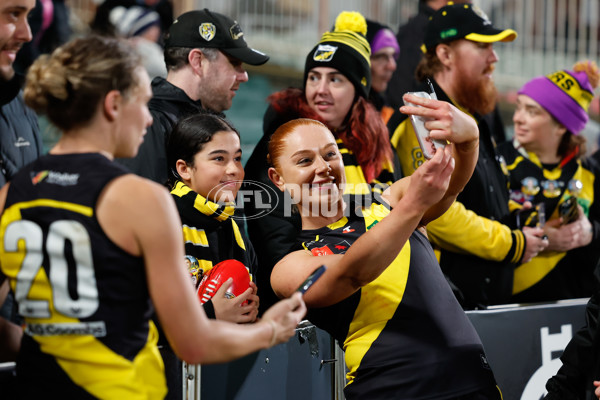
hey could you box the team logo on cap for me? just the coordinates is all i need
[199,23,216,41]
[230,22,244,40]
[313,44,337,62]
[471,5,492,26]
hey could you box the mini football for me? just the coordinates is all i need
[197,259,251,305]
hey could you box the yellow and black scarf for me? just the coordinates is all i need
[170,180,256,286]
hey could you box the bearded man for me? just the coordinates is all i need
[387,2,549,309]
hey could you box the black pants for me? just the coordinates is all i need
[454,385,503,400]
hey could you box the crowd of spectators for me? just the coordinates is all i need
[0,0,599,398]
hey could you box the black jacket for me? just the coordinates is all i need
[544,266,600,400]
[117,76,205,184]
[385,2,435,110]
[0,75,43,187]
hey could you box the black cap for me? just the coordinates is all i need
[422,2,517,52]
[165,9,269,66]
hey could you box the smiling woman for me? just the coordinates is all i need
[263,116,506,400]
[244,11,401,312]
[497,60,600,303]
[166,112,261,324]
[0,35,305,399]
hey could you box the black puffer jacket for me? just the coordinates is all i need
[0,75,43,187]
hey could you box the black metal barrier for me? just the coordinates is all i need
[185,320,343,399]
[468,298,588,400]
[191,298,589,400]
[0,299,589,399]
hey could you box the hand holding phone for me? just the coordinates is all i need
[559,197,579,225]
[516,202,546,229]
[296,265,326,295]
[403,79,446,159]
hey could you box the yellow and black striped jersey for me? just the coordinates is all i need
[0,153,165,399]
[298,202,497,399]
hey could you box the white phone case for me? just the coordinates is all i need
[403,91,446,159]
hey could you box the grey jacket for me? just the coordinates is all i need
[0,75,43,187]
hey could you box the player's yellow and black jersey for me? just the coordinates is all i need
[0,153,165,399]
[497,141,600,302]
[297,201,497,399]
[244,102,404,311]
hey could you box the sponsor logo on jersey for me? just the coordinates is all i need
[311,246,334,256]
[30,170,80,186]
[31,170,49,184]
[26,321,107,337]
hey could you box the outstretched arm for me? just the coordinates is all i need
[97,175,306,365]
[272,147,455,308]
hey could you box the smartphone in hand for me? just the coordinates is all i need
[559,197,579,225]
[297,265,326,295]
[404,79,446,159]
[516,202,546,229]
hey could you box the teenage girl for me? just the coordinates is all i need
[166,113,259,323]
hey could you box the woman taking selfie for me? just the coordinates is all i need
[264,97,504,399]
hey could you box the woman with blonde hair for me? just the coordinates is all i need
[0,35,305,399]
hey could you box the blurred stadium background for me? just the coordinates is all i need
[66,0,600,160]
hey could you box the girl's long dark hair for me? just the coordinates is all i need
[166,112,239,188]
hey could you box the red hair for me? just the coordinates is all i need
[267,88,392,182]
[267,118,329,170]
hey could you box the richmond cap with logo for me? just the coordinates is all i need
[165,8,269,65]
[422,2,517,53]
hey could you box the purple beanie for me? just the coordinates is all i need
[366,20,400,57]
[519,69,594,135]
[371,28,399,56]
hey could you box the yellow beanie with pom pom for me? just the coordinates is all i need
[304,11,372,98]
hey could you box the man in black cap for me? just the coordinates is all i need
[388,2,549,309]
[117,11,269,397]
[385,0,465,110]
[119,8,269,184]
